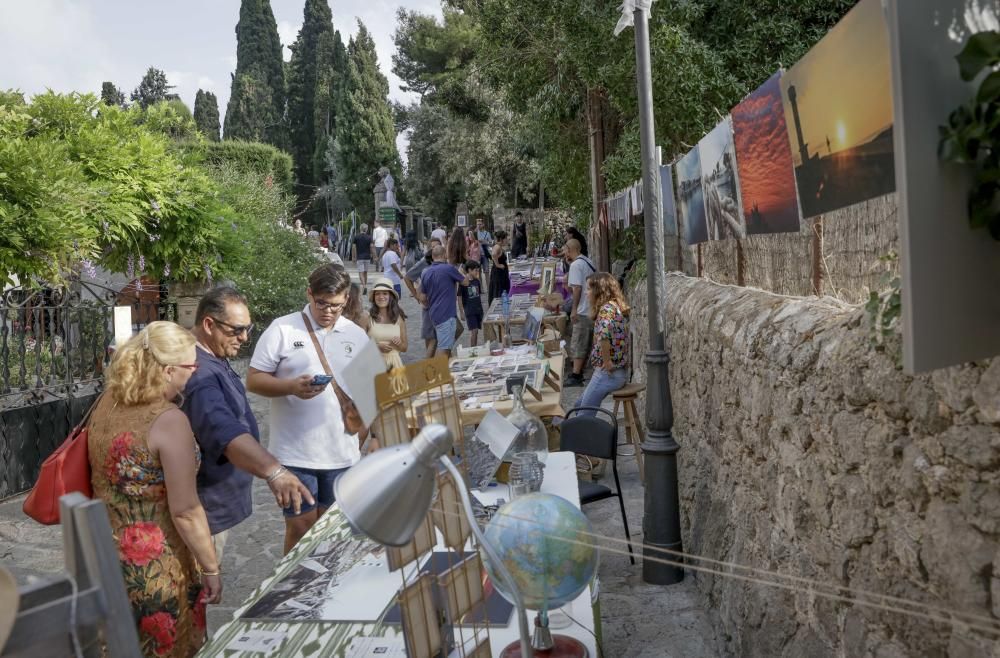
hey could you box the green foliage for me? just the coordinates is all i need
[224,0,287,148]
[335,23,401,216]
[939,30,1000,240]
[208,164,326,323]
[144,98,200,141]
[0,91,232,285]
[130,67,174,110]
[185,139,294,194]
[865,252,902,364]
[194,90,221,141]
[100,82,126,108]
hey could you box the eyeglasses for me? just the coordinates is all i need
[172,363,200,372]
[313,299,346,312]
[210,317,255,337]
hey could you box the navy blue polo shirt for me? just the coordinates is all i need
[182,347,260,535]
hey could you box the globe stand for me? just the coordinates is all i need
[500,611,589,658]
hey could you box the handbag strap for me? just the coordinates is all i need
[302,312,334,377]
[76,392,106,432]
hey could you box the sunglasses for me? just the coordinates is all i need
[313,299,346,312]
[211,317,255,337]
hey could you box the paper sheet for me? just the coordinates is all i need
[225,630,286,654]
[336,338,386,426]
[346,636,407,658]
[113,306,132,347]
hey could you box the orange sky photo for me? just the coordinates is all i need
[732,72,801,233]
[779,0,893,167]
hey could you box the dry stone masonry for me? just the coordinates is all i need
[628,274,1000,657]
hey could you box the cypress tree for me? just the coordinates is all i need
[223,0,286,148]
[335,22,401,216]
[100,82,126,107]
[286,0,337,190]
[194,90,222,141]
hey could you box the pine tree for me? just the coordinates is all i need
[100,82,126,107]
[286,0,337,190]
[335,22,401,216]
[223,0,286,147]
[131,67,173,109]
[193,90,222,141]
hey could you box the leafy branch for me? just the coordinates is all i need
[939,31,1000,240]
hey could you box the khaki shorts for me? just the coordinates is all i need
[570,314,594,359]
[357,259,370,272]
[212,529,229,563]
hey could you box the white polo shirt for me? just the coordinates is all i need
[249,306,370,470]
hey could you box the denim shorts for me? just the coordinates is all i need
[282,465,349,517]
[435,317,458,351]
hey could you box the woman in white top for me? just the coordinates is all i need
[367,278,408,370]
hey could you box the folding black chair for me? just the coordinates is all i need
[560,406,635,564]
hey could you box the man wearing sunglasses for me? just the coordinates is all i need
[183,287,314,564]
[247,265,370,554]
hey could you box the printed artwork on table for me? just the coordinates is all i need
[677,145,707,245]
[732,71,802,235]
[779,0,895,218]
[699,116,744,241]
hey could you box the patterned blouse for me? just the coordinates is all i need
[590,301,629,370]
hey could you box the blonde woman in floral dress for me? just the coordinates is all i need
[88,321,221,657]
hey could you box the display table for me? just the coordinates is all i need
[457,354,566,426]
[508,258,568,297]
[482,294,565,344]
[196,452,597,657]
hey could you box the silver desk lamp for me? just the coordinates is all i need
[334,424,534,657]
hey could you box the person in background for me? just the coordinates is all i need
[319,229,329,249]
[247,266,370,554]
[380,237,404,296]
[403,230,420,269]
[351,223,373,294]
[488,229,510,304]
[325,223,338,252]
[372,220,389,272]
[341,282,371,333]
[447,227,468,267]
[564,225,588,257]
[184,287,313,565]
[420,245,469,358]
[404,237,443,357]
[571,273,631,415]
[466,231,482,283]
[511,212,528,258]
[431,222,447,245]
[565,239,597,387]
[88,322,221,657]
[475,218,493,274]
[307,225,320,240]
[459,260,484,347]
[367,278,408,370]
[293,218,306,235]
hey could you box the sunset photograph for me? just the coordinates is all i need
[779,0,895,218]
[732,72,801,235]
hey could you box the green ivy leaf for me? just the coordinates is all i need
[957,31,1000,81]
[978,71,1000,104]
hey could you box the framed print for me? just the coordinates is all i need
[539,263,556,296]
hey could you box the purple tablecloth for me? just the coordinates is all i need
[508,259,569,298]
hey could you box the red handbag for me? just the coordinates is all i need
[22,394,103,525]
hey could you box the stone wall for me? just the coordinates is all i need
[628,274,1000,657]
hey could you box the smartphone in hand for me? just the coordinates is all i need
[310,374,334,386]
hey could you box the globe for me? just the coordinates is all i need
[482,492,599,611]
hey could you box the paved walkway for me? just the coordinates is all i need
[0,261,723,657]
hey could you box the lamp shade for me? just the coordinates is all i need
[333,424,453,546]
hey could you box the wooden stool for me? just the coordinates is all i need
[612,383,645,480]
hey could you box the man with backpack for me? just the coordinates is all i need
[565,239,596,387]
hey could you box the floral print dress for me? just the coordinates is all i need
[88,395,205,657]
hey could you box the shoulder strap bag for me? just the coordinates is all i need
[23,393,104,525]
[301,312,366,436]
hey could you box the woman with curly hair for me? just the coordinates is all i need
[571,272,631,417]
[88,321,221,657]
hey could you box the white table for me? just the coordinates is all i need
[198,452,597,657]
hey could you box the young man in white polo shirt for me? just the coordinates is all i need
[247,265,370,554]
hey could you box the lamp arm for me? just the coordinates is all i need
[439,456,533,658]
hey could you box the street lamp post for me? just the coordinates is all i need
[618,0,684,585]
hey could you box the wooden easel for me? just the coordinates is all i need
[4,494,141,657]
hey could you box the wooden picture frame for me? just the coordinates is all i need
[539,262,556,296]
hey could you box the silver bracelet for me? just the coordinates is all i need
[265,466,287,484]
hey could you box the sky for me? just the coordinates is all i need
[779,0,893,166]
[732,72,800,230]
[0,0,443,159]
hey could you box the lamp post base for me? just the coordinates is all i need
[500,635,589,658]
